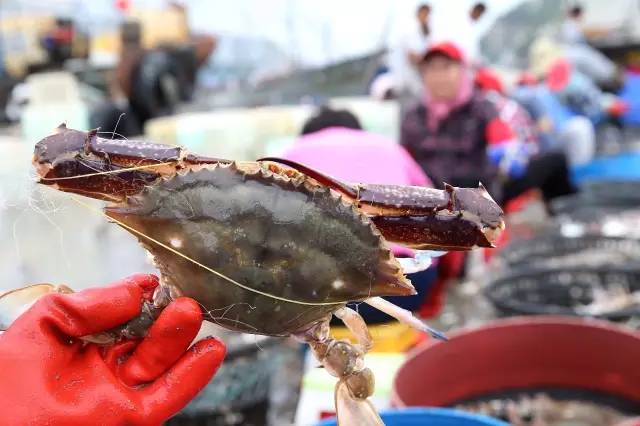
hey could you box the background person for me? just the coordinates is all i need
[401,42,575,207]
[389,3,433,101]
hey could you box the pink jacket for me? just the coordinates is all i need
[282,127,432,186]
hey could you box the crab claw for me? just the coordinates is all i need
[335,380,384,426]
[258,158,505,251]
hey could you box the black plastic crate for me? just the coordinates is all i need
[485,267,640,320]
[495,235,640,268]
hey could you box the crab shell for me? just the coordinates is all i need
[105,162,415,336]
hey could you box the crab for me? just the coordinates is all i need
[1,125,504,425]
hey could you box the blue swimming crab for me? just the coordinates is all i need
[0,125,504,425]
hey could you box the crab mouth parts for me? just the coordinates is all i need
[32,158,53,181]
[483,220,506,247]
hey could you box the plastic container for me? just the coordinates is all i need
[21,72,89,143]
[494,235,640,269]
[391,317,640,414]
[484,266,640,320]
[316,407,508,426]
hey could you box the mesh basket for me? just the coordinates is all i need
[582,181,640,206]
[485,267,640,320]
[550,194,636,218]
[495,236,640,269]
[165,336,282,426]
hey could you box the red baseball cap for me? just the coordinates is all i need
[422,42,465,63]
[475,68,504,94]
[546,59,572,92]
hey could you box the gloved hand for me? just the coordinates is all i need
[487,142,532,179]
[606,99,629,117]
[485,118,533,180]
[0,274,225,426]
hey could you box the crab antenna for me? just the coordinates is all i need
[364,297,448,341]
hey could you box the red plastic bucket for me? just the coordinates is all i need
[391,316,640,409]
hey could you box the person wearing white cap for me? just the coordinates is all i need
[389,4,433,101]
[457,2,488,66]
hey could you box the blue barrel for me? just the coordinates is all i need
[316,407,509,426]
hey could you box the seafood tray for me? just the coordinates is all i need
[457,389,639,426]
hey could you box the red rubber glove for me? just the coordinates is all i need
[0,274,225,426]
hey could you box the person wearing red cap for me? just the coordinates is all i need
[474,67,579,206]
[401,41,575,206]
[401,41,501,195]
[547,58,628,129]
[0,274,226,425]
[474,67,504,94]
[512,63,598,167]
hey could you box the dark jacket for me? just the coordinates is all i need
[400,92,501,193]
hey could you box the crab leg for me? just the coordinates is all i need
[0,284,160,344]
[0,284,73,331]
[259,157,505,250]
[335,307,373,352]
[0,284,112,344]
[298,318,383,426]
[364,296,448,341]
[332,309,381,426]
[335,380,383,426]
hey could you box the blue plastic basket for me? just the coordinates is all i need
[571,152,640,186]
[315,407,509,426]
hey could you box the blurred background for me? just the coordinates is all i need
[2,1,640,425]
